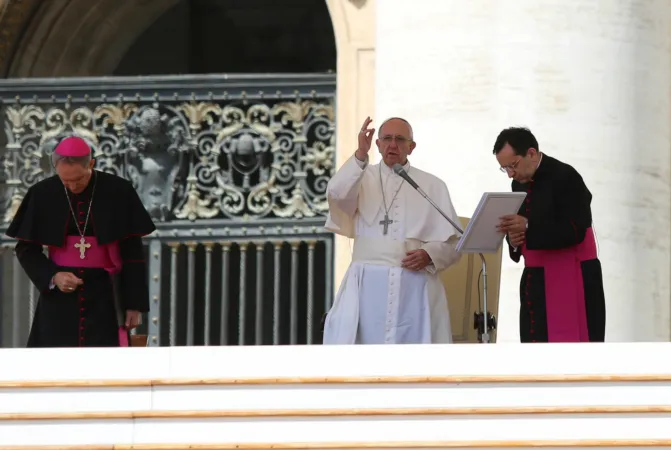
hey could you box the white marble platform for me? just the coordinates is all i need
[1,343,671,449]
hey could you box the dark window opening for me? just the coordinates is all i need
[114,0,337,76]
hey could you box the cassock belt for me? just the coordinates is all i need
[352,237,423,268]
[48,236,128,347]
[522,227,597,342]
[49,236,121,270]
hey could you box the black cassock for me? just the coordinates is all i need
[6,170,156,347]
[507,154,606,343]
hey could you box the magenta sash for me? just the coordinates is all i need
[522,227,597,342]
[48,236,128,347]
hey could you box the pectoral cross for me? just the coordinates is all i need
[74,237,91,259]
[379,214,394,235]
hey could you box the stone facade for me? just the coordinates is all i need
[376,0,671,342]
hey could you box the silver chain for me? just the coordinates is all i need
[63,171,98,238]
[379,164,405,215]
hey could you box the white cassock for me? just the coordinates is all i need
[323,154,462,345]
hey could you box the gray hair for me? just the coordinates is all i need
[51,153,92,168]
[378,117,414,140]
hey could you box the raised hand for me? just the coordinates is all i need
[355,116,375,161]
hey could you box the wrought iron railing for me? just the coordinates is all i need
[0,74,336,347]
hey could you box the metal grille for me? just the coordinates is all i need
[0,74,336,347]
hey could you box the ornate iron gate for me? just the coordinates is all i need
[0,74,336,347]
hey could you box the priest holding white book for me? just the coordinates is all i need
[323,116,462,345]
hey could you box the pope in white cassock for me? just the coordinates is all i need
[323,116,462,345]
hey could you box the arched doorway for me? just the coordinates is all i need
[3,0,337,78]
[0,0,378,297]
[0,0,366,348]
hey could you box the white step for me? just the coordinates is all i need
[0,343,670,449]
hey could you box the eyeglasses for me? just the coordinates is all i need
[499,158,521,173]
[380,135,412,145]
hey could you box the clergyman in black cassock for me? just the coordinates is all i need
[493,127,606,343]
[5,136,156,347]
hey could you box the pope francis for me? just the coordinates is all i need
[323,116,462,345]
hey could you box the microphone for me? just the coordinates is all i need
[391,163,463,234]
[392,163,421,190]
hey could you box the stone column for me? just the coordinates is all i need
[326,0,377,291]
[375,0,671,342]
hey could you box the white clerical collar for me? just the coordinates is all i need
[380,159,410,175]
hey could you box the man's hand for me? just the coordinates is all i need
[53,272,84,293]
[509,231,526,247]
[401,249,432,271]
[497,214,527,234]
[125,310,142,330]
[355,116,375,161]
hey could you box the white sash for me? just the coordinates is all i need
[351,237,423,267]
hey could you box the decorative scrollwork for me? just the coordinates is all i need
[1,92,335,223]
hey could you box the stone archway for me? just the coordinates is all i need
[6,0,180,77]
[0,0,376,300]
[325,0,377,289]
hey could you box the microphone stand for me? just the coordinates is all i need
[409,184,496,344]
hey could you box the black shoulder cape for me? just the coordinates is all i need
[510,153,593,251]
[6,170,156,246]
